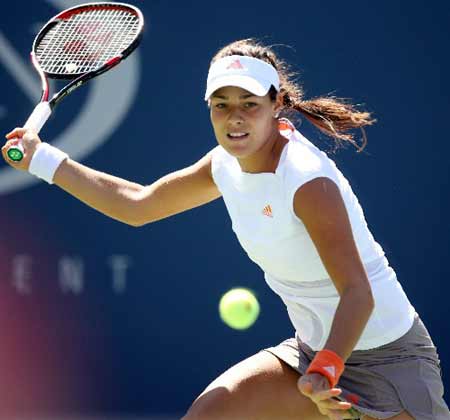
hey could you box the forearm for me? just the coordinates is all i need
[4,130,219,227]
[324,285,374,361]
[53,158,144,225]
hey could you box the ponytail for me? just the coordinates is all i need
[212,38,376,152]
[287,94,375,152]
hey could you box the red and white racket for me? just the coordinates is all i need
[7,2,144,162]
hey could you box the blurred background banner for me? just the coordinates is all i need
[0,0,448,419]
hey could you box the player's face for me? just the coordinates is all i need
[209,86,281,168]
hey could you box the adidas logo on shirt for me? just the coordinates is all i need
[262,205,273,218]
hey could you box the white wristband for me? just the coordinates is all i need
[29,143,68,184]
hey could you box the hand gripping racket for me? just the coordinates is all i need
[7,2,144,162]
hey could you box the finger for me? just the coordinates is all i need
[298,381,314,396]
[326,408,357,420]
[5,127,26,139]
[320,409,346,420]
[1,145,7,161]
[2,138,20,152]
[313,387,343,401]
[22,130,37,142]
[318,399,352,411]
[2,139,21,162]
[328,413,345,420]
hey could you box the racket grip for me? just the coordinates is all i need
[23,102,52,133]
[7,102,52,162]
[7,143,24,162]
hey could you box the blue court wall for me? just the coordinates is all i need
[0,0,449,418]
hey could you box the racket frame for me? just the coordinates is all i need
[7,2,144,161]
[34,2,144,109]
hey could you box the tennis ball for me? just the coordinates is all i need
[219,288,260,330]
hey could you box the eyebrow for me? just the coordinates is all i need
[211,93,256,100]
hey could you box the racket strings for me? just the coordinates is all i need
[35,7,140,76]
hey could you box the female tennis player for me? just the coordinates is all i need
[3,39,449,420]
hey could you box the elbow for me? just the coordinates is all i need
[357,284,375,311]
[369,288,375,307]
[127,219,145,228]
[342,283,375,312]
[365,282,375,306]
[363,285,375,313]
[121,196,151,227]
[113,214,145,227]
[128,218,153,228]
[125,211,151,227]
[367,291,375,314]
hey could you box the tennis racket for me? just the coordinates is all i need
[7,2,144,162]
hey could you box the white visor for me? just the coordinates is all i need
[204,55,280,101]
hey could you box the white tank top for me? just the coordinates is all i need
[211,119,415,350]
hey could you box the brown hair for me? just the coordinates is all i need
[210,38,376,152]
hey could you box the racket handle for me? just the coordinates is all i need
[7,143,25,162]
[23,102,52,133]
[7,102,52,162]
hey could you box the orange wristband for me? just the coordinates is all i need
[306,349,345,388]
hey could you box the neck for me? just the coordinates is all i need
[238,129,288,174]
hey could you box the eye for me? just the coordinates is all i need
[214,103,226,109]
[244,102,258,108]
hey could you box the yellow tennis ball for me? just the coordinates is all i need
[219,288,260,330]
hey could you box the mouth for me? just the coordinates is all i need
[227,132,249,141]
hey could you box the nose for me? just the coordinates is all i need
[228,107,244,125]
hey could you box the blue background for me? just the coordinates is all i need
[0,0,448,418]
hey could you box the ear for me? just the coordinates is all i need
[273,92,284,118]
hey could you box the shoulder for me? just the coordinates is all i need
[210,145,235,174]
[209,145,237,187]
[281,131,339,201]
[285,135,324,173]
[293,177,342,215]
[210,144,229,162]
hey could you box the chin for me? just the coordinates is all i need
[221,143,252,158]
[218,136,254,157]
[228,150,249,159]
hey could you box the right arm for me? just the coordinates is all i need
[2,128,221,226]
[54,152,221,226]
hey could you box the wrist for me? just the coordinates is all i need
[28,142,68,184]
[306,349,345,388]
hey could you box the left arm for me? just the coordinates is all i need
[294,177,372,420]
[293,177,375,361]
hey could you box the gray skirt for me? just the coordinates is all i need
[264,313,450,419]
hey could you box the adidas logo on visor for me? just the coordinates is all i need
[204,55,280,101]
[226,59,245,70]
